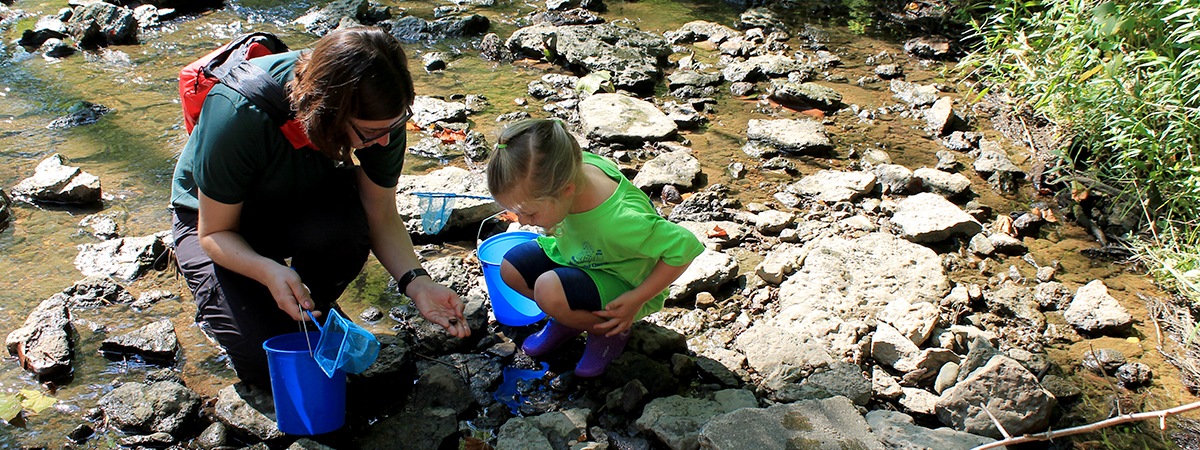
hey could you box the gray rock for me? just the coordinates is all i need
[892,193,982,243]
[935,356,1056,438]
[988,233,1026,254]
[899,387,940,415]
[579,93,677,144]
[793,361,871,405]
[956,338,1000,383]
[678,220,752,250]
[99,381,199,435]
[19,16,69,47]
[666,249,738,302]
[973,142,1024,175]
[1116,362,1153,388]
[632,150,701,191]
[753,210,795,235]
[293,0,368,36]
[667,69,723,88]
[289,438,337,450]
[1034,281,1072,310]
[873,366,903,400]
[663,101,707,129]
[386,14,490,42]
[411,96,468,127]
[410,363,474,415]
[935,151,958,171]
[5,294,74,379]
[668,184,738,222]
[67,2,137,47]
[934,362,959,394]
[552,24,671,91]
[787,170,874,203]
[895,348,961,385]
[120,432,174,447]
[735,8,790,34]
[12,154,102,204]
[422,51,449,71]
[968,233,995,256]
[729,81,755,97]
[904,36,952,58]
[395,167,500,236]
[754,243,808,284]
[214,384,284,441]
[529,408,591,449]
[873,164,916,194]
[608,380,649,412]
[637,396,728,450]
[743,118,831,156]
[890,80,938,106]
[497,417,554,450]
[74,233,169,282]
[914,167,970,197]
[129,288,171,310]
[1040,374,1081,399]
[866,410,994,450]
[986,286,1045,331]
[736,324,832,390]
[99,319,179,365]
[61,275,134,307]
[195,422,227,450]
[665,20,740,45]
[875,64,903,79]
[358,407,458,449]
[698,397,884,450]
[768,80,842,111]
[925,97,958,135]
[47,101,112,129]
[478,32,511,62]
[1081,348,1126,374]
[871,322,920,369]
[1063,280,1132,333]
[877,299,938,347]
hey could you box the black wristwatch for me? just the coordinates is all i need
[397,268,429,296]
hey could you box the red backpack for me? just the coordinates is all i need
[179,32,315,150]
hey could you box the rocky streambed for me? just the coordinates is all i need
[1,0,1198,449]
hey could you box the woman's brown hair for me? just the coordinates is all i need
[288,27,415,162]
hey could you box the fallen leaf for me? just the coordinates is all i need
[681,193,695,200]
[464,436,494,450]
[19,389,56,414]
[1042,209,1058,223]
[405,122,422,131]
[498,211,519,223]
[434,129,467,144]
[707,226,728,238]
[0,393,20,422]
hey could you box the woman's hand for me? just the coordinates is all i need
[408,277,470,338]
[592,291,645,336]
[264,263,320,322]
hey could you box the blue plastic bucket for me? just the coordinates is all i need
[478,231,546,326]
[263,331,346,435]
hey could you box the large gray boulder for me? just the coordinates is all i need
[636,394,751,450]
[411,96,469,127]
[743,119,832,157]
[293,0,369,36]
[891,193,982,243]
[99,319,180,365]
[1063,280,1133,334]
[935,356,1055,439]
[5,294,73,379]
[866,410,996,450]
[387,14,489,42]
[510,23,670,91]
[12,154,102,204]
[394,167,500,236]
[632,150,701,191]
[666,249,738,302]
[664,20,740,44]
[698,397,884,450]
[579,93,677,144]
[67,2,137,47]
[214,385,285,441]
[74,233,169,282]
[786,170,874,203]
[735,324,833,390]
[99,381,199,435]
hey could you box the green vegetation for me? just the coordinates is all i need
[960,0,1200,302]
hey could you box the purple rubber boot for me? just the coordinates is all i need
[522,319,584,356]
[574,329,631,378]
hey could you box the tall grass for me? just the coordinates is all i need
[960,0,1200,302]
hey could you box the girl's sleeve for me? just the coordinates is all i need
[637,217,705,266]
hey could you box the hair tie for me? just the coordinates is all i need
[496,143,506,149]
[553,118,564,127]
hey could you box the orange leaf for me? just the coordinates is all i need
[498,211,519,223]
[681,193,695,200]
[1042,209,1058,223]
[434,129,467,144]
[405,122,422,131]
[707,225,728,238]
[464,436,494,450]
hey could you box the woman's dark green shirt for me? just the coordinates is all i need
[171,51,406,211]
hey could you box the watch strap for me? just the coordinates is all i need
[397,268,429,296]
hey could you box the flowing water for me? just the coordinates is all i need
[0,0,1195,448]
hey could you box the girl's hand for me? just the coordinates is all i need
[266,263,320,322]
[408,278,471,338]
[593,291,644,336]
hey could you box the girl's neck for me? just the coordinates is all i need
[568,165,616,214]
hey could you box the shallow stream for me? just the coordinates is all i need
[0,0,1196,448]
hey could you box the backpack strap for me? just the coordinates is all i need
[204,33,293,127]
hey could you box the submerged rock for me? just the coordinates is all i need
[5,294,74,379]
[387,14,489,42]
[12,153,102,204]
[61,275,134,307]
[74,233,169,282]
[99,381,199,435]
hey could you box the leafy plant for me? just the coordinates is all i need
[0,390,57,422]
[576,70,615,95]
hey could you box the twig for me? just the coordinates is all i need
[978,403,1012,439]
[969,400,1200,450]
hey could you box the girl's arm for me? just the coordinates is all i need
[593,259,692,336]
[197,192,315,321]
[355,169,470,338]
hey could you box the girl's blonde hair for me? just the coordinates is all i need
[487,119,583,202]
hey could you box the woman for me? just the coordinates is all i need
[170,27,469,387]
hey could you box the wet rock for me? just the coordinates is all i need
[925,97,958,135]
[734,8,790,35]
[195,419,226,448]
[768,80,841,111]
[79,213,120,240]
[478,33,511,62]
[498,417,554,449]
[410,363,474,414]
[668,70,723,89]
[787,170,874,202]
[873,164,916,195]
[636,396,729,450]
[667,249,738,302]
[120,431,174,447]
[359,407,458,449]
[988,233,1026,254]
[359,306,383,322]
[866,410,993,450]
[1035,281,1072,310]
[132,5,161,29]
[875,64,903,79]
[904,35,952,59]
[554,24,671,92]
[877,299,938,347]
[19,16,69,48]
[405,295,488,354]
[606,379,649,412]
[530,8,605,26]
[1039,374,1081,399]
[527,409,591,449]
[131,289,172,310]
[579,93,677,144]
[67,2,137,47]
[743,118,832,157]
[935,355,1055,438]
[5,294,73,379]
[214,384,284,441]
[632,150,701,191]
[0,190,10,227]
[914,168,970,198]
[289,438,337,450]
[100,319,180,365]
[395,167,500,235]
[1081,348,1126,375]
[663,101,707,129]
[74,232,169,282]
[1063,280,1133,334]
[890,80,938,106]
[985,286,1045,331]
[62,275,134,307]
[892,193,982,243]
[736,325,833,390]
[973,141,1024,177]
[99,381,199,435]
[421,52,448,71]
[668,184,738,222]
[665,20,740,45]
[12,153,102,204]
[527,73,580,101]
[699,397,884,450]
[1007,348,1050,376]
[386,14,489,42]
[68,423,94,443]
[294,0,368,36]
[729,81,755,97]
[411,96,468,127]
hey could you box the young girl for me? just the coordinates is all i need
[486,119,704,377]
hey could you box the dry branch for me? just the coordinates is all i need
[969,401,1200,450]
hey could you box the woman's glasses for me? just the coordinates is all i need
[351,107,412,144]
